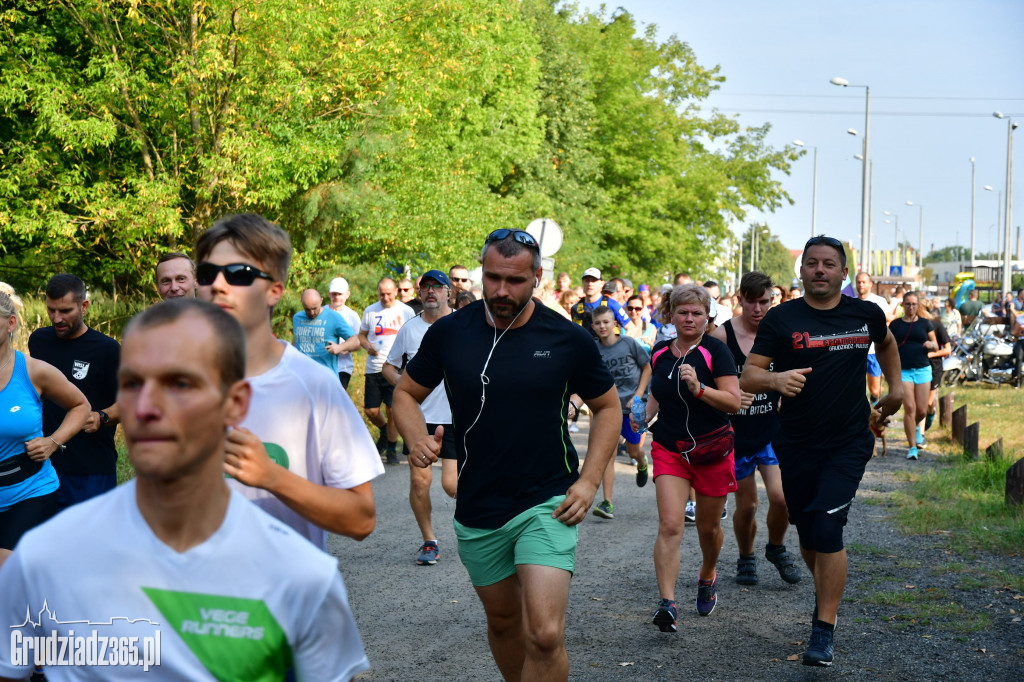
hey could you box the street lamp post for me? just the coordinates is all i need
[985,185,1003,258]
[906,201,924,271]
[883,211,900,271]
[994,112,1017,295]
[792,140,818,238]
[970,157,977,268]
[831,76,870,275]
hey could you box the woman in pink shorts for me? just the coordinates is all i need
[633,284,740,631]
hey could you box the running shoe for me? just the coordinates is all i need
[592,499,614,519]
[735,554,758,585]
[375,431,387,454]
[721,497,729,520]
[652,598,678,633]
[696,575,717,616]
[906,446,919,460]
[802,623,835,667]
[416,541,439,566]
[915,427,925,447]
[925,412,935,431]
[684,500,696,523]
[568,422,580,433]
[385,448,400,465]
[635,457,649,488]
[765,544,802,584]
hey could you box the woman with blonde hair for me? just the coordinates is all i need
[634,284,741,630]
[0,290,91,567]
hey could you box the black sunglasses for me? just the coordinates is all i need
[627,306,644,312]
[196,262,275,286]
[805,235,845,251]
[485,229,539,251]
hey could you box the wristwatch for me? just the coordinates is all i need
[98,410,110,425]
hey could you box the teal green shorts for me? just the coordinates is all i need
[453,495,578,587]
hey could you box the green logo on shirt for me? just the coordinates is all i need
[264,442,290,469]
[142,588,293,681]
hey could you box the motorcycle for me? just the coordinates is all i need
[942,316,1020,387]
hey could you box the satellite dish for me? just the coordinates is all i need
[526,218,563,258]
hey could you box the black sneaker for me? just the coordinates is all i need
[735,554,758,585]
[376,431,387,454]
[385,449,400,465]
[802,623,835,666]
[765,544,802,584]
[635,456,649,488]
[696,575,717,616]
[652,598,677,633]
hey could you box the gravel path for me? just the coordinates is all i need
[337,420,1023,681]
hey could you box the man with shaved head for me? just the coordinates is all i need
[292,288,359,376]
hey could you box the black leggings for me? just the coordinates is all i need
[1015,340,1024,388]
[0,492,59,550]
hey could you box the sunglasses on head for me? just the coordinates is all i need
[485,229,539,251]
[805,235,844,250]
[196,262,275,287]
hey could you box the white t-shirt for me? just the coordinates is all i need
[0,483,369,681]
[236,342,384,549]
[333,305,362,376]
[359,301,415,373]
[386,314,452,425]
[860,293,890,355]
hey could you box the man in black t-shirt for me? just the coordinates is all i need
[742,237,902,668]
[394,230,620,682]
[28,274,120,509]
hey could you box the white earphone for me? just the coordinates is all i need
[535,278,540,288]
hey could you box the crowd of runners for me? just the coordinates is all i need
[0,217,911,679]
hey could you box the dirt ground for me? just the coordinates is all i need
[336,419,1023,681]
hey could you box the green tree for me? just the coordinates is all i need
[740,224,796,288]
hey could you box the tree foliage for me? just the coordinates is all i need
[740,224,796,289]
[0,0,796,294]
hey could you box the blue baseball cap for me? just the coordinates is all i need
[420,269,451,287]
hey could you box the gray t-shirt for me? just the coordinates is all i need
[597,335,651,412]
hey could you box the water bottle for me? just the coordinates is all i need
[631,396,647,433]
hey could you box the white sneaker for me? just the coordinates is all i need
[721,498,729,520]
[568,423,580,433]
[684,500,696,522]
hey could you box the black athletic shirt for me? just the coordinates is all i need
[405,299,614,528]
[750,296,887,450]
[722,320,779,455]
[27,326,120,476]
[889,317,934,370]
[930,323,950,377]
[648,335,737,452]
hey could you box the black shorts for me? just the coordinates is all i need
[0,491,58,550]
[426,423,457,460]
[364,371,395,409]
[338,372,352,390]
[774,430,873,530]
[929,361,941,390]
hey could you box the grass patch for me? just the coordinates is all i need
[861,589,992,632]
[895,452,1024,554]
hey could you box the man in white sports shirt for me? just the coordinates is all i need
[195,213,383,549]
[0,299,369,681]
[359,277,415,464]
[327,277,363,391]
[855,272,895,404]
[384,269,458,566]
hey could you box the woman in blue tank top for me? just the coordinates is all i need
[0,291,90,563]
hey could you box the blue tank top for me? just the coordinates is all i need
[0,351,59,512]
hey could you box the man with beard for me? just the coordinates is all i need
[392,230,621,682]
[741,236,902,667]
[384,270,458,566]
[28,274,120,508]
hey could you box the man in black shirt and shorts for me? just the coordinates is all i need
[393,229,621,682]
[742,236,902,667]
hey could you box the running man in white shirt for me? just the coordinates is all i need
[196,213,383,548]
[855,273,896,404]
[384,269,458,566]
[0,298,370,681]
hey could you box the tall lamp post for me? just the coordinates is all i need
[970,157,977,268]
[883,210,900,271]
[985,185,1003,259]
[905,201,924,271]
[994,112,1017,295]
[792,140,818,238]
[831,76,871,275]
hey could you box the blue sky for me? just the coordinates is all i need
[577,1,1024,258]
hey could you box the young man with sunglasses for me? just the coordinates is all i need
[393,229,621,682]
[195,213,383,549]
[741,236,902,667]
